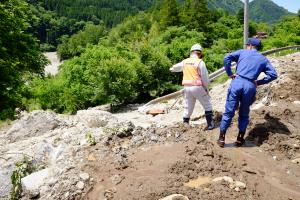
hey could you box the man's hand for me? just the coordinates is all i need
[230,74,237,79]
[169,67,174,72]
[254,80,258,87]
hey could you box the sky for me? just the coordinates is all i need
[249,0,300,13]
[272,0,300,13]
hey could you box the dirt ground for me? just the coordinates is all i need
[84,53,300,200]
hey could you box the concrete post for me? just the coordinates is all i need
[244,0,249,49]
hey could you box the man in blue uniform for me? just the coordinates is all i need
[217,38,278,148]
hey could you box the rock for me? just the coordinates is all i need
[223,176,234,183]
[159,194,189,200]
[212,176,233,183]
[65,192,70,198]
[77,110,117,128]
[89,104,111,111]
[21,168,50,195]
[79,173,90,181]
[115,121,135,138]
[27,189,40,199]
[76,181,85,190]
[111,174,125,185]
[6,110,60,142]
[291,158,300,164]
[212,176,246,191]
[234,181,246,189]
[212,177,223,182]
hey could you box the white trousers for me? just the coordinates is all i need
[183,86,213,118]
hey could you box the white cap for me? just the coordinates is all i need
[190,44,202,52]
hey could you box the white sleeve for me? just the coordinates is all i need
[170,61,184,72]
[198,61,210,88]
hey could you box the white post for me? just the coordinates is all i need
[244,0,249,49]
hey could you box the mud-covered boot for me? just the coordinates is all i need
[183,117,190,124]
[205,111,215,130]
[217,131,225,148]
[235,131,245,147]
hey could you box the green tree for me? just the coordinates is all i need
[180,0,210,32]
[237,8,244,24]
[57,23,108,60]
[0,0,47,119]
[160,0,180,27]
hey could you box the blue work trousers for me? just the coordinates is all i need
[220,76,256,133]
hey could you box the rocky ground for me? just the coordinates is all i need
[0,53,300,200]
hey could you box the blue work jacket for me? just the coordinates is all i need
[224,49,278,85]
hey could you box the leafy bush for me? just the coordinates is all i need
[57,23,108,60]
[10,156,37,200]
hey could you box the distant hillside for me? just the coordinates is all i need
[41,0,156,27]
[207,0,243,14]
[249,0,294,23]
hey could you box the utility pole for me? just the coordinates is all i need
[244,0,249,49]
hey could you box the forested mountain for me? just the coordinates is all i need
[204,0,294,24]
[27,0,156,50]
[207,0,243,14]
[27,0,294,50]
[249,0,294,23]
[39,0,156,27]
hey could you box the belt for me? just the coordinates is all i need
[237,75,254,82]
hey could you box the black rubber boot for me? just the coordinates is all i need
[183,117,190,124]
[217,131,226,148]
[235,131,245,147]
[205,111,215,130]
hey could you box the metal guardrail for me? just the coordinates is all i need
[209,45,300,81]
[139,45,300,110]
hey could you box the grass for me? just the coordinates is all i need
[0,119,12,130]
[209,73,229,89]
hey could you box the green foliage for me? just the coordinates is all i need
[0,0,47,119]
[27,44,150,113]
[85,132,96,146]
[180,0,211,32]
[263,16,300,50]
[57,23,108,60]
[26,0,156,48]
[208,0,243,15]
[159,0,180,27]
[42,0,155,27]
[10,156,37,200]
[108,13,153,44]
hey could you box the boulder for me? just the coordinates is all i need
[76,110,117,128]
[6,110,60,142]
[21,168,50,196]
